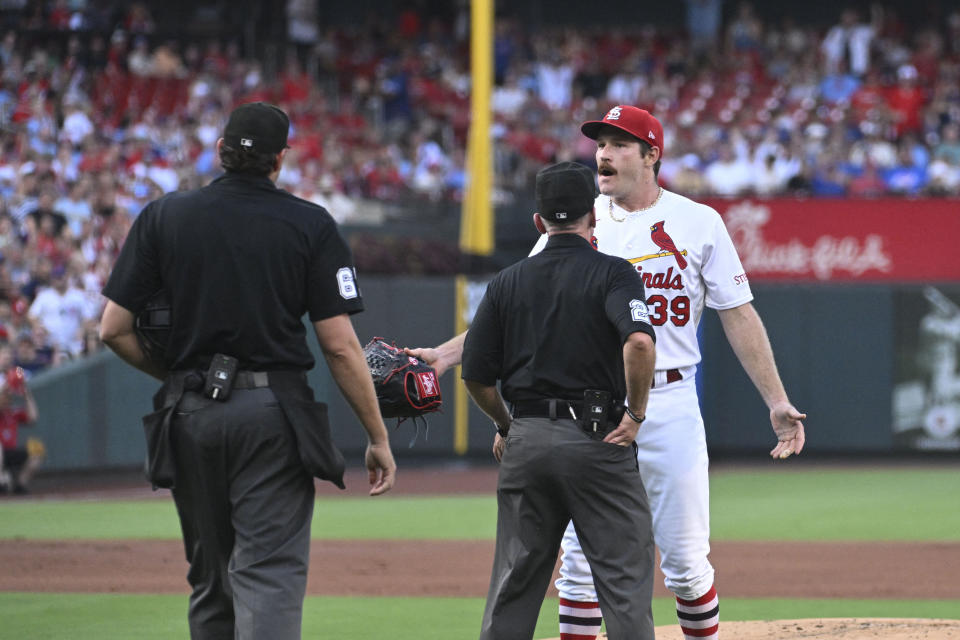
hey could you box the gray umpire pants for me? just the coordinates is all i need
[171,387,315,640]
[479,417,655,640]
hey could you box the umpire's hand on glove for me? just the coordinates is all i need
[404,346,452,377]
[769,401,806,460]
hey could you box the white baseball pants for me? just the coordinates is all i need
[557,369,715,601]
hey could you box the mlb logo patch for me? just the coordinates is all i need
[240,138,254,148]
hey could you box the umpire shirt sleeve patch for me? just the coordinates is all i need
[605,259,656,343]
[336,267,358,299]
[308,226,364,320]
[629,299,649,323]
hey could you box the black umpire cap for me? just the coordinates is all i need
[535,161,598,222]
[223,102,290,154]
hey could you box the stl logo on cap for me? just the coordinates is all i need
[606,106,623,121]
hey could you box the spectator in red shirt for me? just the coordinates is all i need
[886,64,927,136]
[0,366,41,496]
[850,70,888,121]
[279,57,311,105]
[47,0,72,30]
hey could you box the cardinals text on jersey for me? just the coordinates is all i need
[594,190,753,370]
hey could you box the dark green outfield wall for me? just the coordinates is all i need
[699,285,894,452]
[24,280,931,472]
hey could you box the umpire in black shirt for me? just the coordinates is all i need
[99,102,397,640]
[463,162,657,640]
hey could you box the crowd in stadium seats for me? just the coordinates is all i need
[0,1,959,375]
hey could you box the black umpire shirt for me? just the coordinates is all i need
[103,172,363,371]
[462,233,655,403]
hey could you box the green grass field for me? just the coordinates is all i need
[2,467,957,541]
[1,466,958,639]
[2,593,958,640]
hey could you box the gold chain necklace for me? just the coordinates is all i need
[608,187,663,222]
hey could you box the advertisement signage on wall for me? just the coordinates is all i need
[706,199,960,283]
[706,198,960,451]
[892,286,960,451]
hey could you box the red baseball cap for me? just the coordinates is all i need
[581,105,665,158]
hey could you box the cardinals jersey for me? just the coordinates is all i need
[531,189,753,370]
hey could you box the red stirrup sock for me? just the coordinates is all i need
[558,598,602,640]
[676,584,719,639]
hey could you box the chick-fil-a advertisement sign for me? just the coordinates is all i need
[706,198,960,282]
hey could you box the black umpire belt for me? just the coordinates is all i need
[509,397,627,432]
[511,398,585,420]
[179,369,306,392]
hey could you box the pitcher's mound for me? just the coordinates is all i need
[547,618,960,639]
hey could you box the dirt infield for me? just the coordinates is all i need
[591,620,960,639]
[2,538,959,600]
[3,466,959,639]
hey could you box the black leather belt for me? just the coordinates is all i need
[233,371,271,389]
[178,369,306,391]
[229,370,307,389]
[511,399,584,420]
[512,370,682,418]
[510,397,626,438]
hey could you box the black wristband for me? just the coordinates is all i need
[624,406,645,424]
[496,422,510,437]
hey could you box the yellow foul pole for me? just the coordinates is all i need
[461,0,494,256]
[455,0,494,455]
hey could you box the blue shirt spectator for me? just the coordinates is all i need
[819,71,861,104]
[882,153,928,195]
[810,165,849,196]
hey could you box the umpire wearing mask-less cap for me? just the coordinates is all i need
[223,101,291,154]
[100,101,397,640]
[462,160,658,640]
[534,161,598,222]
